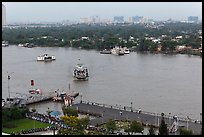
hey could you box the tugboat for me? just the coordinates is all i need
[73,62,89,81]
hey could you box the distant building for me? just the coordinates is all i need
[128,17,133,23]
[80,17,90,24]
[132,16,143,23]
[2,4,6,26]
[188,16,199,23]
[114,16,124,23]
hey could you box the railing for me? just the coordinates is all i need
[75,100,200,123]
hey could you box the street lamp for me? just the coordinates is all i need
[155,112,157,126]
[80,93,82,103]
[169,113,171,127]
[7,72,14,100]
[186,116,190,130]
[200,113,202,124]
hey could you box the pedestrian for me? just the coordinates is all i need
[120,111,123,116]
[138,108,142,114]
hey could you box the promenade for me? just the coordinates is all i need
[72,101,202,135]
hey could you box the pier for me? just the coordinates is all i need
[2,91,79,107]
[72,101,202,135]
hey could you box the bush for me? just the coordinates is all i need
[179,128,193,135]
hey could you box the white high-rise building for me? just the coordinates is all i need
[2,4,6,26]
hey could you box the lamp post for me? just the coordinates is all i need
[186,116,189,130]
[101,109,104,123]
[169,113,171,127]
[200,113,202,124]
[80,93,82,103]
[155,112,157,126]
[7,72,14,100]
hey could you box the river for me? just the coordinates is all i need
[2,46,202,120]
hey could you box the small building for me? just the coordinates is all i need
[81,37,89,40]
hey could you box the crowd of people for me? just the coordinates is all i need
[10,126,58,135]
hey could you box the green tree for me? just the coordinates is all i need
[31,108,36,113]
[77,116,90,131]
[179,128,193,135]
[106,119,117,134]
[58,115,90,135]
[158,113,168,135]
[160,40,177,52]
[62,106,78,117]
[129,120,144,135]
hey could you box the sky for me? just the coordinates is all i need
[2,2,202,23]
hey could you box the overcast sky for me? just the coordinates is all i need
[2,2,202,23]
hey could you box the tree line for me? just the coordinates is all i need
[2,23,202,52]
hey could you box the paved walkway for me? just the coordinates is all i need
[72,102,202,135]
[25,130,57,135]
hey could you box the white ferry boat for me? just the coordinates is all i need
[111,46,125,56]
[73,63,89,80]
[37,54,56,61]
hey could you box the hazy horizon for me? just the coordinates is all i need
[2,2,202,23]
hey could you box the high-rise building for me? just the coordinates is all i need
[132,16,143,23]
[128,17,133,23]
[188,16,199,23]
[113,16,124,23]
[2,4,6,26]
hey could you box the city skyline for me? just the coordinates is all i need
[2,2,202,23]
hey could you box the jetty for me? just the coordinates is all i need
[2,90,79,107]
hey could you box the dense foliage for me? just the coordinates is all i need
[179,128,193,135]
[2,107,29,123]
[62,106,78,117]
[2,23,202,52]
[58,115,90,135]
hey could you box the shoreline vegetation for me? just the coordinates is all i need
[4,44,202,57]
[2,23,202,57]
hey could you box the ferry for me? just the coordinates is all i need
[73,63,89,80]
[111,46,125,56]
[37,54,56,61]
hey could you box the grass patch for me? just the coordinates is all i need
[2,118,51,134]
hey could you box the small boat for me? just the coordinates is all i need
[73,63,89,80]
[37,53,56,61]
[18,43,25,47]
[29,89,42,94]
[123,47,130,54]
[27,43,34,48]
[2,41,8,47]
[100,49,111,54]
[2,98,5,107]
